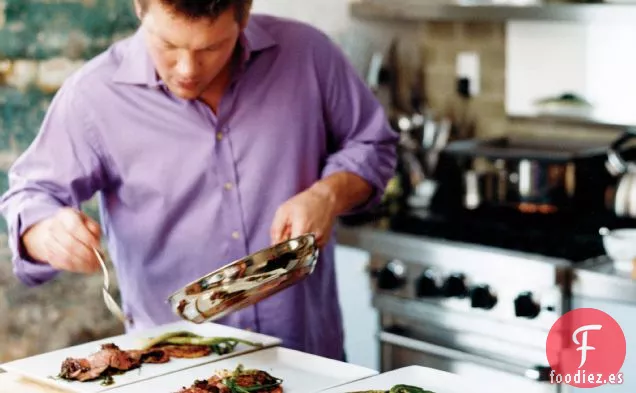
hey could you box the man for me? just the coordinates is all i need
[0,0,397,360]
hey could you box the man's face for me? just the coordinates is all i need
[136,1,245,100]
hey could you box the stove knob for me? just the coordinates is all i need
[415,270,440,297]
[470,285,497,309]
[441,273,468,298]
[376,260,406,290]
[514,291,541,319]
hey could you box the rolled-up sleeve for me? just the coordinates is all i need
[0,80,107,286]
[313,33,398,213]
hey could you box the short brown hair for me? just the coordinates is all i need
[137,0,252,21]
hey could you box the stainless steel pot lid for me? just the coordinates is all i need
[167,234,319,324]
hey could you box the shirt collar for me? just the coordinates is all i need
[112,16,278,87]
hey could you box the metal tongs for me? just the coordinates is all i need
[93,247,129,325]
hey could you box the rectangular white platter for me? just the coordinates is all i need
[107,346,378,393]
[318,365,509,393]
[0,320,282,393]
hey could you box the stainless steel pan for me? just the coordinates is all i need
[167,234,319,324]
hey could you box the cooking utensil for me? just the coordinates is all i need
[168,234,318,324]
[93,247,129,325]
[386,38,405,114]
[427,117,451,174]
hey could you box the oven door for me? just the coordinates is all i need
[379,329,560,393]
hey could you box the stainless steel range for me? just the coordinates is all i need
[337,208,632,393]
[339,225,566,392]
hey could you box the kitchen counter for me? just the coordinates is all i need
[572,256,636,305]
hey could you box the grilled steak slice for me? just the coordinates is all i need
[59,343,168,382]
[233,370,280,388]
[127,348,171,364]
[160,345,212,358]
[102,344,140,371]
[59,342,214,383]
[59,357,108,382]
[59,344,137,382]
[206,369,282,393]
[176,367,284,393]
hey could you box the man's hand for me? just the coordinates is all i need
[21,207,102,274]
[270,186,338,248]
[270,172,374,248]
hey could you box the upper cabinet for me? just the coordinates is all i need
[506,20,636,127]
[350,0,636,24]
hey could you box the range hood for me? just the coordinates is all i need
[350,0,636,23]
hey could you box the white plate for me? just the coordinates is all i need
[0,321,281,393]
[319,365,508,393]
[107,346,378,393]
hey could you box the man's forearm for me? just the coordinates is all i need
[309,172,373,216]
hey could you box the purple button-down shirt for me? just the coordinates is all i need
[0,15,397,360]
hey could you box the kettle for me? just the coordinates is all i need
[606,128,636,218]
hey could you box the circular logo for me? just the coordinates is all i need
[546,308,626,388]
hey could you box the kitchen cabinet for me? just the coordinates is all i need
[334,244,379,371]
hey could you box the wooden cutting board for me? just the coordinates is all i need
[0,373,72,393]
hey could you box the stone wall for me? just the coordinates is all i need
[0,0,138,363]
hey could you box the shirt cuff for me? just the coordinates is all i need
[9,200,62,286]
[321,156,387,215]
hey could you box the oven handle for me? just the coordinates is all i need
[379,331,552,382]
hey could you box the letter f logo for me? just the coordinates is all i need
[572,324,602,368]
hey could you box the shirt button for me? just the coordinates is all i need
[232,231,240,239]
[224,182,233,190]
[216,132,223,141]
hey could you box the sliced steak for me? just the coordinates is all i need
[59,340,220,384]
[127,348,171,364]
[233,370,277,387]
[59,357,108,382]
[103,344,140,371]
[59,343,145,382]
[207,371,282,393]
[160,344,212,358]
[175,369,283,393]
